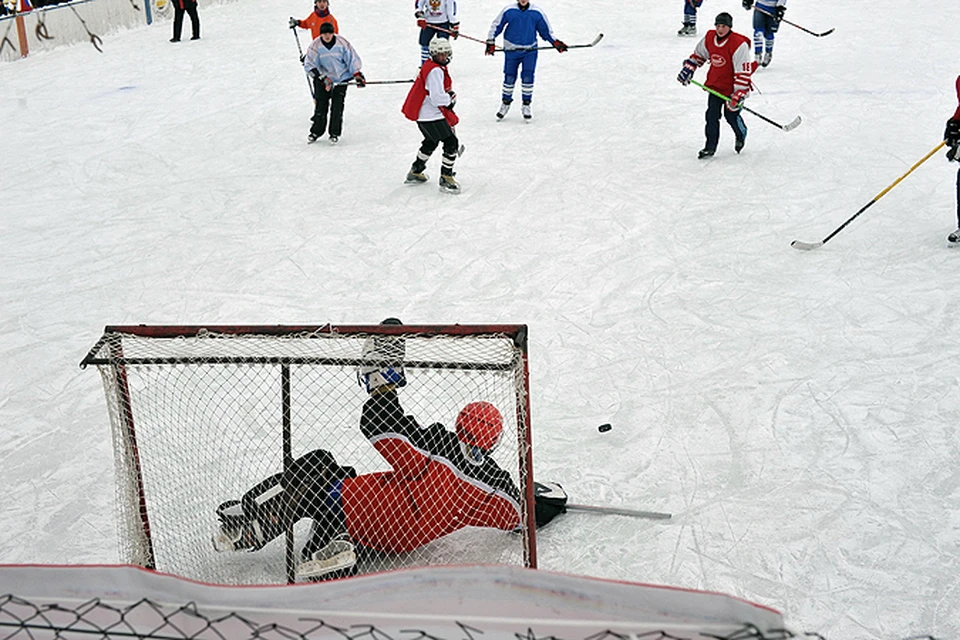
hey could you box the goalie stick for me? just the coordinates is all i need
[566,503,672,521]
[791,141,946,250]
[495,33,604,52]
[754,6,835,37]
[690,80,801,132]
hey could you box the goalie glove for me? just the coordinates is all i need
[534,481,568,528]
[358,318,407,393]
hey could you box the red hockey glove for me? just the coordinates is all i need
[417,18,426,28]
[485,39,495,55]
[727,89,748,111]
[353,71,366,87]
[553,39,568,52]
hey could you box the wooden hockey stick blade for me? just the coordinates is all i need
[566,503,672,520]
[790,240,823,251]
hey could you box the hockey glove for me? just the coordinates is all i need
[288,17,299,29]
[945,118,960,147]
[450,23,460,39]
[447,90,457,109]
[485,39,496,55]
[534,481,568,528]
[775,5,786,19]
[948,145,960,162]
[417,18,426,28]
[742,0,753,10]
[677,58,697,85]
[353,71,366,87]
[727,89,748,111]
[553,39,568,53]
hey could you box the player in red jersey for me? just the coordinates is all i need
[677,12,755,159]
[946,75,960,244]
[212,319,567,581]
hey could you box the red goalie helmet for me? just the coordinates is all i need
[455,402,504,452]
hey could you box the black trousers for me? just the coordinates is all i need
[704,93,747,152]
[311,81,348,137]
[955,166,960,227]
[415,119,459,175]
[172,0,200,40]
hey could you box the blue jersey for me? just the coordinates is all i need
[487,2,556,50]
[303,34,362,83]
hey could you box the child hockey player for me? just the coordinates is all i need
[302,22,365,145]
[945,74,960,244]
[289,0,338,40]
[213,319,567,581]
[678,0,704,37]
[741,0,786,68]
[401,36,462,193]
[484,0,567,121]
[677,12,754,159]
[415,0,458,67]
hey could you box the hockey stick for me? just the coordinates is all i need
[690,80,801,132]
[292,28,315,98]
[566,503,672,520]
[791,141,946,250]
[334,79,415,86]
[755,6,835,37]
[494,33,603,52]
[429,24,487,45]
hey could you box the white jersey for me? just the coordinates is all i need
[417,65,453,121]
[417,0,458,25]
[755,0,785,11]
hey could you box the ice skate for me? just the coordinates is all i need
[521,102,532,120]
[735,136,745,154]
[307,133,319,144]
[405,170,428,184]
[496,101,511,120]
[698,148,716,159]
[439,173,461,194]
[297,535,357,581]
[677,24,697,37]
[329,135,339,145]
[212,500,253,552]
[761,51,772,68]
[948,228,960,244]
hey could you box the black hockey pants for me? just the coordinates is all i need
[704,93,747,152]
[311,82,348,138]
[414,119,459,176]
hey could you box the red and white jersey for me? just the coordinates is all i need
[341,390,522,554]
[691,30,754,97]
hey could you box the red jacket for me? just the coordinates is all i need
[691,30,754,97]
[341,391,521,553]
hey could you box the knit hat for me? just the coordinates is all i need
[715,12,733,27]
[320,22,335,34]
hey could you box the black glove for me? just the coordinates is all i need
[353,71,366,87]
[299,54,305,63]
[447,90,456,109]
[742,0,753,10]
[309,68,321,80]
[533,481,567,528]
[775,5,786,19]
[945,118,960,147]
[485,39,495,56]
[288,17,299,29]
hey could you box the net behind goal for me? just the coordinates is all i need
[81,324,535,585]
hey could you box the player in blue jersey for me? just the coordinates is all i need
[484,0,567,121]
[678,0,704,37]
[303,22,365,145]
[741,0,785,68]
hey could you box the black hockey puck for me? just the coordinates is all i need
[598,423,612,433]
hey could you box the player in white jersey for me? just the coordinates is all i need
[741,0,785,68]
[415,0,459,66]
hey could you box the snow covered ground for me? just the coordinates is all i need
[2,0,959,637]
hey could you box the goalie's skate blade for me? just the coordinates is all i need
[782,116,802,132]
[790,240,823,251]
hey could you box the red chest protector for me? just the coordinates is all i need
[402,60,455,123]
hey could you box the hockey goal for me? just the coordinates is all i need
[81,324,535,585]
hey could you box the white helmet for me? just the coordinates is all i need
[428,36,453,61]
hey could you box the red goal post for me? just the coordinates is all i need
[81,324,536,585]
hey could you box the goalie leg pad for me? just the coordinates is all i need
[534,481,568,529]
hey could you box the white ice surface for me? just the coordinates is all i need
[1,0,959,637]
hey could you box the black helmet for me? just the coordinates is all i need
[715,12,733,27]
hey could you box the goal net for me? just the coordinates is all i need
[81,324,534,586]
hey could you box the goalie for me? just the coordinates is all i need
[212,320,567,581]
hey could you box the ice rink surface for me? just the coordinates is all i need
[2,0,959,637]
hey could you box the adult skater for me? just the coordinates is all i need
[302,22,365,145]
[677,12,754,159]
[741,0,786,68]
[484,0,567,121]
[402,37,462,193]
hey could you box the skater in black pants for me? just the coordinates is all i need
[302,22,365,145]
[171,0,200,42]
[946,74,960,244]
